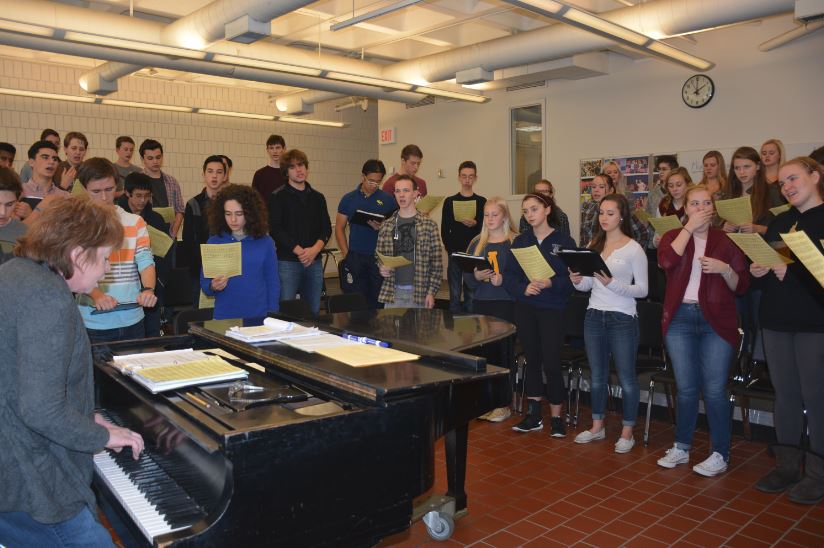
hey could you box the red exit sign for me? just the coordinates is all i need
[380,127,396,145]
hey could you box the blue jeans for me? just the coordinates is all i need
[345,251,383,309]
[664,303,734,459]
[0,507,115,547]
[584,309,640,426]
[279,259,323,316]
[447,256,473,313]
[383,286,422,308]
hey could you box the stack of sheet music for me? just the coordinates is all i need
[225,317,320,343]
[111,349,248,393]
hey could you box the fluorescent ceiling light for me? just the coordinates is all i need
[505,0,714,71]
[198,109,275,120]
[563,8,649,46]
[330,0,424,32]
[415,86,489,103]
[278,116,348,128]
[212,54,323,77]
[325,71,414,91]
[515,125,542,132]
[647,42,714,71]
[0,20,54,37]
[101,99,192,112]
[63,31,206,60]
[0,87,347,127]
[0,87,96,103]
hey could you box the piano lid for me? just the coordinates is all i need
[189,319,508,404]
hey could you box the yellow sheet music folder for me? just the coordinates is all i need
[648,215,683,236]
[726,233,792,266]
[376,252,412,268]
[314,344,419,367]
[510,245,556,282]
[715,196,752,225]
[452,200,476,222]
[154,206,175,224]
[780,230,824,288]
[138,357,241,383]
[201,242,242,278]
[416,195,444,214]
[147,225,174,258]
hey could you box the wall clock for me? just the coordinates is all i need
[682,75,714,108]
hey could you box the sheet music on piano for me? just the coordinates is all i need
[111,349,248,393]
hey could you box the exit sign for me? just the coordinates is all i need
[380,127,396,145]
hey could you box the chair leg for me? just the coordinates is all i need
[574,366,582,427]
[664,385,676,424]
[644,379,655,446]
[566,365,575,425]
[741,395,752,441]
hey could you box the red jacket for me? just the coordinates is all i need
[657,228,749,348]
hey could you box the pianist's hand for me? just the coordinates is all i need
[106,424,145,459]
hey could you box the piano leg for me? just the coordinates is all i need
[444,424,469,513]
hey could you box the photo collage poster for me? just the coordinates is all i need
[579,153,678,214]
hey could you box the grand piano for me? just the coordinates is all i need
[93,314,512,547]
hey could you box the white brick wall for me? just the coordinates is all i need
[1,57,378,230]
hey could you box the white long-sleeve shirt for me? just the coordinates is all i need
[573,239,649,316]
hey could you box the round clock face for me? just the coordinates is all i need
[682,75,714,108]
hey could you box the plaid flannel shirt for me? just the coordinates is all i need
[160,171,185,214]
[579,198,652,248]
[376,211,443,305]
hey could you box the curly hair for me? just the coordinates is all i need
[207,184,268,238]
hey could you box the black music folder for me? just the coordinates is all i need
[451,252,493,272]
[350,209,387,226]
[21,196,42,211]
[556,248,612,277]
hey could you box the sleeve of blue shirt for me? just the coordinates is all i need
[199,235,218,296]
[503,235,530,298]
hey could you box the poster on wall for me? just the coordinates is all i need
[579,158,602,203]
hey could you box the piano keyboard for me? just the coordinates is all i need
[93,434,206,543]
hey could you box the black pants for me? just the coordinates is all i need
[345,251,384,310]
[763,329,824,453]
[514,301,565,405]
[472,299,514,324]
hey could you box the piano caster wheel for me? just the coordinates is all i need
[423,511,455,542]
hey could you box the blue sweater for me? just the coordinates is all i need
[503,229,575,310]
[200,233,280,320]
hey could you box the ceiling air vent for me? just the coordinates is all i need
[405,96,436,109]
[506,81,547,92]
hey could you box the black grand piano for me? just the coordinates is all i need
[93,314,512,547]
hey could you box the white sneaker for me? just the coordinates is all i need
[693,452,728,477]
[574,428,606,444]
[614,436,635,454]
[657,445,689,468]
[485,407,512,423]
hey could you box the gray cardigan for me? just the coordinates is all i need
[0,258,109,524]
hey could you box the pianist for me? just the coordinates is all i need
[0,197,144,546]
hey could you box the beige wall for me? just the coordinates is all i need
[377,14,824,243]
[1,58,378,231]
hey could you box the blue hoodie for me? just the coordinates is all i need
[200,232,280,320]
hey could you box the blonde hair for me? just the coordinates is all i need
[659,167,693,212]
[761,138,786,165]
[470,197,517,255]
[780,156,824,199]
[698,150,727,189]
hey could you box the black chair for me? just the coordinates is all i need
[562,293,589,426]
[646,259,667,303]
[279,298,314,320]
[730,356,775,440]
[326,292,368,314]
[635,301,671,445]
[172,307,213,335]
[164,267,194,309]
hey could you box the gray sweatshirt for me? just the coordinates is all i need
[0,258,109,524]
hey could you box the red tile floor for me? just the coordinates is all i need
[381,405,824,547]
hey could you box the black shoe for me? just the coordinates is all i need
[512,413,543,432]
[550,416,566,438]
